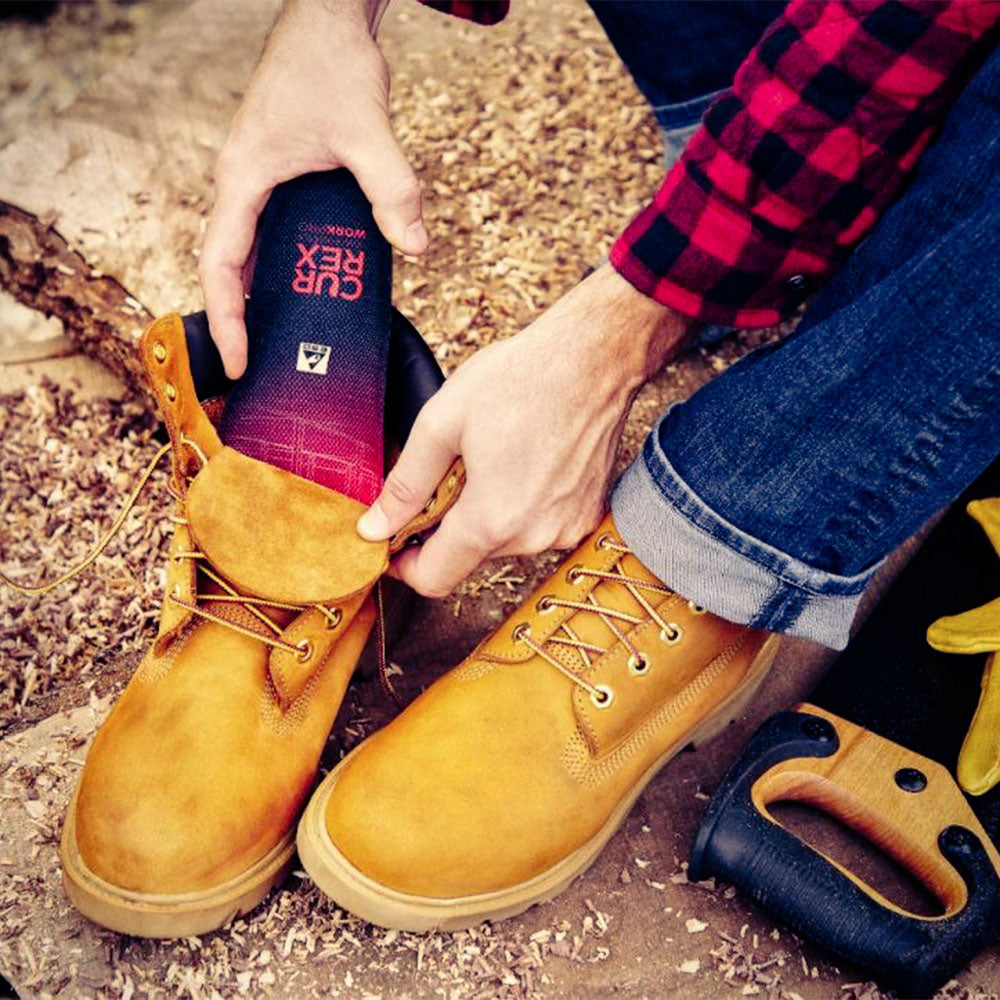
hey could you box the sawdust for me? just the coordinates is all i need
[3,3,993,1000]
[0,1,185,153]
[0,380,167,726]
[387,2,665,375]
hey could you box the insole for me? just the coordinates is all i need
[219,169,390,504]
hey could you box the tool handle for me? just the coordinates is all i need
[691,710,1000,998]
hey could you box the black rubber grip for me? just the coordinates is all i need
[690,711,1000,998]
[180,307,443,446]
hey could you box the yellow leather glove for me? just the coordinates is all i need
[927,497,1000,795]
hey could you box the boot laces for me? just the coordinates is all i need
[0,435,366,671]
[512,534,700,708]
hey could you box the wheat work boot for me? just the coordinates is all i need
[298,515,779,930]
[58,314,464,938]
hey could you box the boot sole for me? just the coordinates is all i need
[297,634,780,931]
[60,789,296,938]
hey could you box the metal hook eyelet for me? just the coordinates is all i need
[660,625,683,646]
[627,653,650,676]
[296,639,313,663]
[590,684,615,708]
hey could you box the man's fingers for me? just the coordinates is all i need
[200,179,269,379]
[342,126,427,256]
[391,500,492,597]
[357,408,456,541]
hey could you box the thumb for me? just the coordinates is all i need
[200,175,269,379]
[341,123,427,256]
[358,410,456,541]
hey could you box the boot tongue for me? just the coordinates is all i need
[185,447,387,606]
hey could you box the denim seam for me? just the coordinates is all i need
[643,430,879,599]
[750,586,807,633]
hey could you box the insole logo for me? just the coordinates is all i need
[292,242,365,301]
[296,342,332,376]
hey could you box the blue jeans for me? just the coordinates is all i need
[595,4,1000,649]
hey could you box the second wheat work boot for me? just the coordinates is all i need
[19,313,464,938]
[297,513,779,930]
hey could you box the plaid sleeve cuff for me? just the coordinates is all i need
[610,141,830,328]
[418,1,509,25]
[613,0,1000,328]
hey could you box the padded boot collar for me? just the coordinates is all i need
[140,312,466,605]
[140,314,222,491]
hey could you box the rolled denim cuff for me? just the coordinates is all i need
[610,433,882,650]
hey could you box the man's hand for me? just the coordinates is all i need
[358,265,697,597]
[200,0,427,378]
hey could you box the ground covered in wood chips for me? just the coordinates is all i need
[5,2,1000,1000]
[0,383,166,719]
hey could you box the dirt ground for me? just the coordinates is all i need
[2,2,1000,999]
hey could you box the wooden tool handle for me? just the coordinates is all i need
[690,708,1000,998]
[753,703,1000,914]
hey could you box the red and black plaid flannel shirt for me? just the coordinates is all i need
[424,1,1000,328]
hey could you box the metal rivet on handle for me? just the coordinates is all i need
[801,716,836,743]
[894,767,927,793]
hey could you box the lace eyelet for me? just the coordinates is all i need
[660,625,683,646]
[326,608,342,629]
[513,623,531,642]
[627,653,650,676]
[296,639,314,663]
[590,684,615,709]
[595,533,613,551]
[422,496,436,514]
[567,565,586,585]
[153,342,167,363]
[171,583,181,599]
[687,600,706,616]
[536,596,556,614]
[164,381,177,401]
